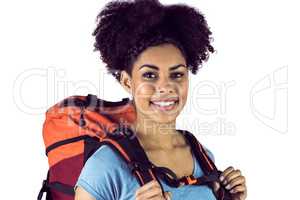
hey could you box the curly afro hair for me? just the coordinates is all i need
[92,0,215,82]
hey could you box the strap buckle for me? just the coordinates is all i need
[178,175,198,186]
[186,175,198,184]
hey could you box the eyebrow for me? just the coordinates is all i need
[139,64,186,71]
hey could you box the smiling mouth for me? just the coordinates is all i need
[149,99,179,111]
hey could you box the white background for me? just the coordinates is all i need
[0,0,299,199]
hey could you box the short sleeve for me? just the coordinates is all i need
[75,146,121,200]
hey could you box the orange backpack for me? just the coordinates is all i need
[38,94,232,200]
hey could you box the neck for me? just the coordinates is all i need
[129,113,183,151]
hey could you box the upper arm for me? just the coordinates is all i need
[75,146,121,200]
[75,186,96,200]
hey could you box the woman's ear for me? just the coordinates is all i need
[120,70,132,95]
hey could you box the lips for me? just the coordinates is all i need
[150,97,179,103]
[149,97,179,111]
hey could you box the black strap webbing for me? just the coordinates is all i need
[47,182,75,196]
[37,170,75,200]
[45,135,90,156]
[178,129,232,200]
[59,94,130,109]
[178,170,220,186]
[100,130,157,186]
[178,129,216,174]
[37,181,74,200]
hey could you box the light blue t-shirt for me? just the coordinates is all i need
[75,144,217,200]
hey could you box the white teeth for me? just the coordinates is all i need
[151,101,176,107]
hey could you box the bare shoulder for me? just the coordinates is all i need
[74,186,96,200]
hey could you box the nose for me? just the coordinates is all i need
[157,82,175,94]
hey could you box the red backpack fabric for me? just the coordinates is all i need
[38,94,232,200]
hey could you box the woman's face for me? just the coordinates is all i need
[120,43,189,124]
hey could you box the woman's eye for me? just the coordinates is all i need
[142,72,157,79]
[170,72,184,79]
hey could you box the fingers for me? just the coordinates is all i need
[135,180,167,200]
[219,166,234,184]
[226,176,246,192]
[219,166,247,195]
[135,180,161,195]
[212,181,220,194]
[145,192,170,200]
[224,169,241,186]
[163,191,172,200]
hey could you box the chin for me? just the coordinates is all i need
[134,97,185,123]
[148,104,182,125]
[150,114,177,124]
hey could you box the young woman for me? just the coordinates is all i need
[75,0,247,199]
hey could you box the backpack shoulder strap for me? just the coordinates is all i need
[178,129,217,174]
[99,127,158,186]
[178,129,232,200]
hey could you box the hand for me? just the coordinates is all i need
[212,166,247,200]
[135,180,172,200]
